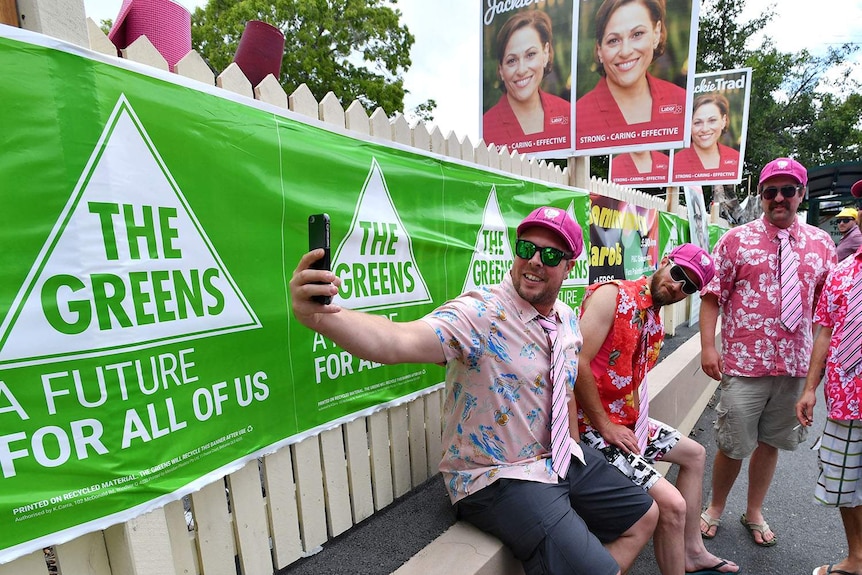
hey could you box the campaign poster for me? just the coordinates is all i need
[670,68,752,185]
[480,1,575,157]
[684,185,710,251]
[609,149,672,187]
[573,0,699,155]
[589,194,658,283]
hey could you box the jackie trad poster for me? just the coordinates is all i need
[609,149,672,187]
[573,0,699,156]
[481,1,575,157]
[670,68,752,185]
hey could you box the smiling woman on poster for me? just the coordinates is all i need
[575,0,686,152]
[672,93,740,181]
[610,150,670,185]
[482,10,571,155]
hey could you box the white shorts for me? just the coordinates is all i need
[815,418,862,507]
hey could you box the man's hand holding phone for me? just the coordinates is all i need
[289,214,341,324]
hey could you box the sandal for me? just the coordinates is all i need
[700,510,720,539]
[740,513,777,547]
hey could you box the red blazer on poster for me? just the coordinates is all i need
[575,74,685,150]
[611,150,670,186]
[672,144,739,181]
[483,90,571,154]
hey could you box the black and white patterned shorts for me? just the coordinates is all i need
[581,418,681,491]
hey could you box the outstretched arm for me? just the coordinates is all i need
[290,250,445,365]
[576,284,640,454]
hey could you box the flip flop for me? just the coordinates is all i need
[740,513,777,547]
[686,559,741,574]
[812,564,859,575]
[700,510,721,539]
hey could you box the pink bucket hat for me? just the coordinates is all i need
[759,157,808,186]
[668,243,715,289]
[517,206,584,258]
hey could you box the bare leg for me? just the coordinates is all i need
[605,500,659,574]
[661,437,739,573]
[701,450,742,537]
[744,442,778,545]
[813,505,862,575]
[646,478,687,574]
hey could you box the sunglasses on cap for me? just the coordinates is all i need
[760,184,803,201]
[515,239,573,267]
[669,262,699,295]
[837,218,855,224]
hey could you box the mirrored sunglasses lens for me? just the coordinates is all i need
[670,265,697,294]
[515,240,537,260]
[780,185,800,197]
[837,218,854,223]
[540,248,564,267]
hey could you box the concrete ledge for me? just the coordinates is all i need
[391,331,716,575]
[391,522,523,575]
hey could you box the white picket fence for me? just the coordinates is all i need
[0,20,691,575]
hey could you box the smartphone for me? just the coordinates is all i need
[308,213,332,305]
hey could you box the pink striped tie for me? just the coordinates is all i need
[537,315,579,478]
[778,229,802,332]
[837,271,862,373]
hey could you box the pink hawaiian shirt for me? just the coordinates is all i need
[813,249,862,420]
[704,215,835,377]
[421,272,583,504]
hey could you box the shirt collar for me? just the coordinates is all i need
[761,214,799,242]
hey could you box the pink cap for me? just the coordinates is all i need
[668,243,714,289]
[759,157,807,186]
[517,207,583,257]
[851,179,862,198]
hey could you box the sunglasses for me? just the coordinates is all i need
[836,218,855,224]
[515,239,572,267]
[669,263,699,295]
[761,184,803,201]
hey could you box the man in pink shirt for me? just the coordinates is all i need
[797,178,862,575]
[291,207,658,575]
[699,158,836,546]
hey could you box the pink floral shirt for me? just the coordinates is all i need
[813,249,862,419]
[421,273,583,503]
[705,215,835,377]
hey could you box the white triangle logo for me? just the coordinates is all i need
[462,186,514,292]
[332,158,432,311]
[0,95,261,368]
[563,200,589,288]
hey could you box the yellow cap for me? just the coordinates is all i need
[837,207,858,220]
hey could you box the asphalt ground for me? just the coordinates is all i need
[280,324,847,575]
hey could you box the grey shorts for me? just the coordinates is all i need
[454,445,654,575]
[815,419,862,507]
[581,418,681,491]
[714,374,808,458]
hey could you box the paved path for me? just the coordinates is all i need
[631,385,845,575]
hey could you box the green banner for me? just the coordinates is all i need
[0,29,592,561]
[708,224,728,251]
[658,211,691,258]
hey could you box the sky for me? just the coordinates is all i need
[83,0,862,144]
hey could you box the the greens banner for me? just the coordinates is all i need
[588,194,658,283]
[708,224,728,251]
[0,28,590,562]
[658,210,691,259]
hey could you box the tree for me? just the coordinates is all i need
[697,0,862,201]
[191,0,415,114]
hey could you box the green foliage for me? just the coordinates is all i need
[409,98,436,123]
[99,19,113,36]
[191,0,414,114]
[697,0,862,200]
